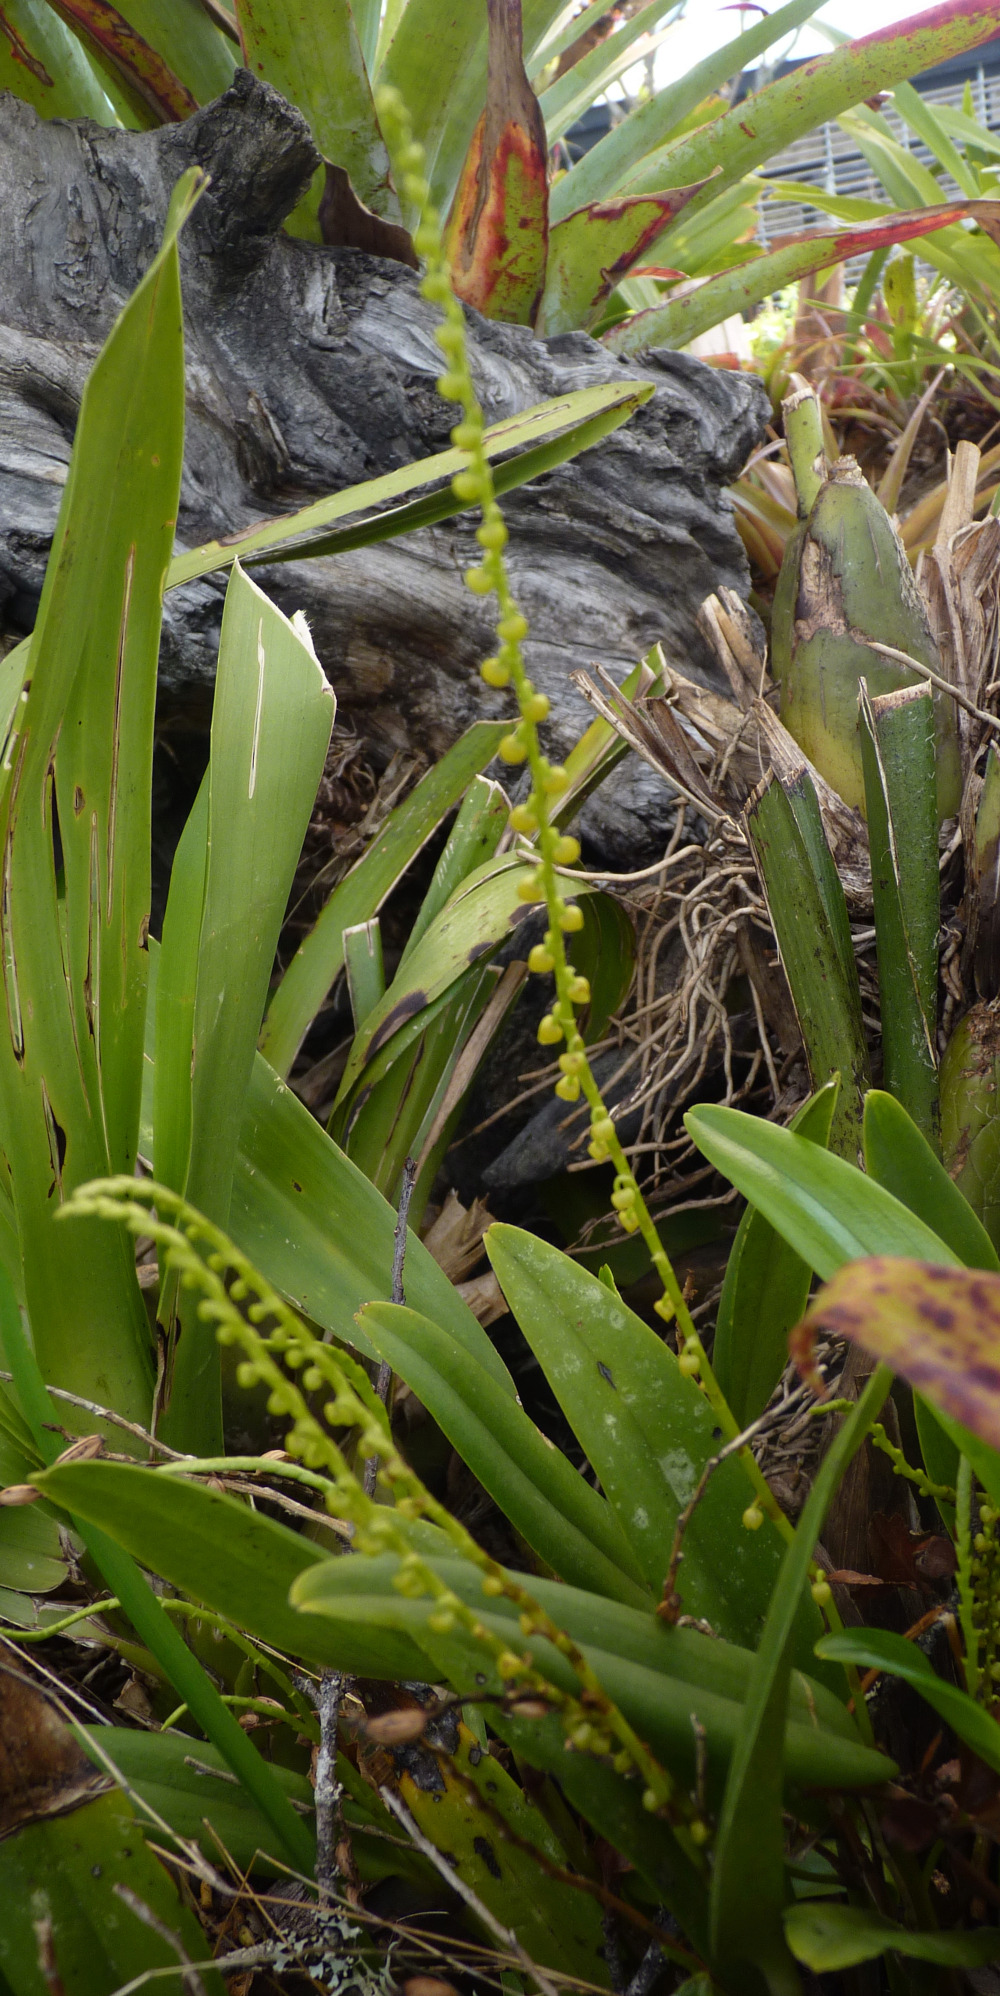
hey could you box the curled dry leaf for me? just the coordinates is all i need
[802,1256,1000,1449]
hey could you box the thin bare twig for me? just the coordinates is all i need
[296,1671,344,1902]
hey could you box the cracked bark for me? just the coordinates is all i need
[0,68,768,861]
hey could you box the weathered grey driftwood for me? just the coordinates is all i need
[0,70,768,858]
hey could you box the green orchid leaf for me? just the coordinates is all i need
[714,1081,839,1429]
[359,1300,651,1606]
[817,1625,1000,1776]
[684,1104,957,1280]
[709,1368,891,1991]
[484,1224,822,1661]
[863,1089,999,1271]
[0,1789,223,1996]
[786,1897,1000,1973]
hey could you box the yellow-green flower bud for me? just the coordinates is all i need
[588,1139,608,1161]
[499,733,528,764]
[421,271,452,305]
[404,173,431,204]
[528,944,554,974]
[591,1116,615,1145]
[653,1295,675,1324]
[480,656,509,689]
[477,518,508,552]
[558,1051,584,1076]
[567,974,590,1004]
[451,419,482,449]
[436,370,465,401]
[481,1573,504,1596]
[498,610,529,643]
[452,470,481,502]
[559,901,585,933]
[541,763,569,796]
[555,1074,580,1102]
[509,802,537,834]
[678,1351,700,1377]
[523,692,550,723]
[464,563,494,595]
[435,319,463,354]
[517,872,544,903]
[552,834,581,865]
[742,1503,764,1531]
[810,1578,832,1608]
[538,1014,563,1045]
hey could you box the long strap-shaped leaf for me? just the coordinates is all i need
[156,570,334,1451]
[165,381,653,590]
[709,1367,892,1994]
[0,173,199,1427]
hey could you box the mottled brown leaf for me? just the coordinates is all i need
[805,1255,1000,1447]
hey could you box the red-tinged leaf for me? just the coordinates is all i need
[443,0,548,326]
[605,198,1000,357]
[805,1255,1000,1449]
[534,182,712,336]
[46,0,198,121]
[0,9,53,86]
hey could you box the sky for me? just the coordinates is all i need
[666,2,922,69]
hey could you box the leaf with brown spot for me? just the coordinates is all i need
[806,1255,1000,1450]
[443,0,548,325]
[46,0,199,121]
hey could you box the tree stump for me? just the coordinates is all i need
[0,69,768,861]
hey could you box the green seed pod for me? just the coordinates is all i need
[940,999,1000,1248]
[775,458,961,818]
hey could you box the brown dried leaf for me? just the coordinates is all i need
[0,1661,109,1837]
[805,1256,1000,1448]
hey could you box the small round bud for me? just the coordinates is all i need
[689,1819,711,1847]
[588,1140,608,1161]
[559,901,585,933]
[611,1187,635,1212]
[567,974,591,1004]
[480,656,510,689]
[558,1051,584,1076]
[537,1014,563,1045]
[498,734,528,765]
[452,470,481,502]
[404,173,431,204]
[509,802,537,834]
[810,1578,833,1607]
[399,140,425,170]
[497,1650,523,1679]
[552,834,581,865]
[528,944,554,974]
[591,1116,615,1145]
[477,518,508,552]
[498,611,529,643]
[517,872,545,903]
[434,318,463,354]
[742,1503,764,1531]
[436,370,465,401]
[464,564,494,595]
[653,1295,676,1324]
[522,693,550,723]
[451,419,482,449]
[420,270,452,305]
[642,1789,661,1814]
[414,221,440,256]
[555,1074,580,1102]
[482,1573,504,1596]
[618,1208,639,1233]
[678,1351,700,1377]
[541,763,569,796]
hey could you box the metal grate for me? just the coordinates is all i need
[757,59,1000,270]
